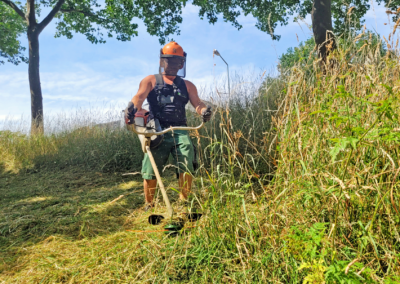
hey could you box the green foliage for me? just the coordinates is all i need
[0,2,27,65]
[331,0,370,35]
[54,0,186,44]
[191,0,393,40]
[0,0,394,69]
[1,34,400,282]
[288,223,374,283]
[279,38,316,72]
[0,0,194,59]
[274,30,400,282]
[376,0,400,22]
[278,32,386,73]
[299,260,327,284]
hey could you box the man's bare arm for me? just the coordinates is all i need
[131,76,154,111]
[186,80,207,115]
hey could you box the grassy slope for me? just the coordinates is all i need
[1,35,400,283]
[0,167,196,282]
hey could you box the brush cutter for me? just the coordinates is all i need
[126,116,205,231]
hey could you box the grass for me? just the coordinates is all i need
[1,31,400,283]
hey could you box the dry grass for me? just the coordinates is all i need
[1,32,400,283]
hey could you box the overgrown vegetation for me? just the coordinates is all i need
[0,2,27,65]
[1,31,400,283]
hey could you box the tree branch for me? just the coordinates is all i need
[0,0,25,20]
[60,8,106,23]
[37,0,67,33]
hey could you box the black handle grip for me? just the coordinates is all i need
[125,102,137,125]
[127,102,135,112]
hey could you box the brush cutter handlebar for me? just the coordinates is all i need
[129,122,205,137]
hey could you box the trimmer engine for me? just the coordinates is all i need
[126,111,164,153]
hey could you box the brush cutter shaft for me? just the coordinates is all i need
[146,145,173,218]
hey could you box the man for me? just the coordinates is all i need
[125,41,212,211]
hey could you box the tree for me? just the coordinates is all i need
[0,0,184,134]
[1,0,396,134]
[278,32,386,73]
[0,2,27,65]
[191,0,394,59]
[312,0,335,59]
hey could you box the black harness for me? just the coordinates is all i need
[147,74,189,129]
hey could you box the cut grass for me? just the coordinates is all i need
[1,166,268,283]
[1,32,400,283]
[0,167,201,282]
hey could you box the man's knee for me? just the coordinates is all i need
[144,179,157,186]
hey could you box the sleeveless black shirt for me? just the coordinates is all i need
[147,75,190,128]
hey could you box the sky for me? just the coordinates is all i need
[0,1,396,129]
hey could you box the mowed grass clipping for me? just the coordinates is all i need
[0,167,203,282]
[1,32,400,283]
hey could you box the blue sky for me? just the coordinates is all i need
[0,1,395,127]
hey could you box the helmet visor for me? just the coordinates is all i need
[159,55,186,78]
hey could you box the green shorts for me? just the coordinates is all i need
[141,130,195,180]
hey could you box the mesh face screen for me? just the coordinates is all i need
[160,57,186,77]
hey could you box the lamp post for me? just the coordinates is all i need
[213,49,230,97]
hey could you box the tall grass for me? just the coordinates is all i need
[1,32,400,283]
[0,73,278,176]
[267,30,400,281]
[0,107,143,173]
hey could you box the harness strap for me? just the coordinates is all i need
[174,76,182,87]
[153,74,165,111]
[154,74,183,89]
[154,74,164,89]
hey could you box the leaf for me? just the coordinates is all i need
[347,137,359,150]
[381,84,394,95]
[351,127,366,135]
[329,137,358,161]
[299,160,307,173]
[330,146,341,162]
[0,2,28,65]
[310,110,327,115]
[329,138,347,161]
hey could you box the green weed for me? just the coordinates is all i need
[1,31,400,283]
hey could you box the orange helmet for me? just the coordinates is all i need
[159,41,187,78]
[161,42,186,58]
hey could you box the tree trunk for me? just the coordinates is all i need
[311,0,336,60]
[28,26,43,135]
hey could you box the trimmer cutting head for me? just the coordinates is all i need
[148,214,164,225]
[148,212,203,237]
[164,221,184,236]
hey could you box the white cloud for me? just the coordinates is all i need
[2,0,396,131]
[0,59,235,125]
[182,3,200,16]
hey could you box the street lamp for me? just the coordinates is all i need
[213,49,230,97]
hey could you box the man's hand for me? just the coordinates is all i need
[201,106,212,122]
[124,102,137,125]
